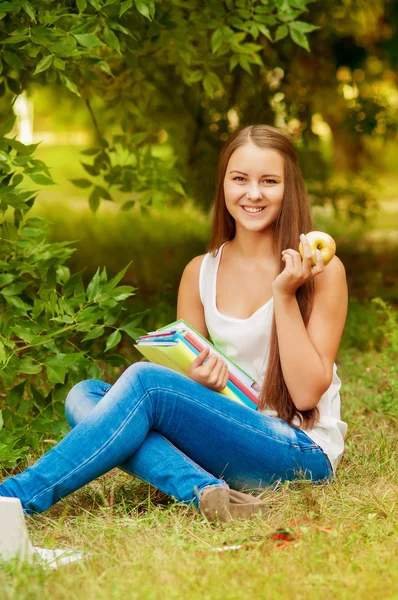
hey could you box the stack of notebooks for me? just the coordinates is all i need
[135,319,259,410]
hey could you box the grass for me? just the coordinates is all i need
[1,347,397,600]
[1,142,397,597]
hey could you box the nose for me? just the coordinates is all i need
[246,185,262,200]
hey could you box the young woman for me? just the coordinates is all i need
[0,125,348,523]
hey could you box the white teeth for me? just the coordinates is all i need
[242,206,264,213]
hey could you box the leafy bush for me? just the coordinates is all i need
[340,298,397,419]
[0,125,145,470]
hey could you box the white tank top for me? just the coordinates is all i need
[199,243,347,473]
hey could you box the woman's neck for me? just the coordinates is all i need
[227,229,277,266]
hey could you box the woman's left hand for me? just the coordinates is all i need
[272,233,325,297]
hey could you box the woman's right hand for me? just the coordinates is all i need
[188,347,229,392]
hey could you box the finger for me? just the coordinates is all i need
[311,249,325,274]
[292,252,303,271]
[299,234,313,261]
[282,253,294,271]
[215,361,229,392]
[282,249,301,264]
[215,360,228,389]
[210,355,225,382]
[190,347,210,369]
[221,362,230,389]
[201,352,219,375]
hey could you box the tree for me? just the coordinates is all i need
[1,0,321,210]
[0,0,321,466]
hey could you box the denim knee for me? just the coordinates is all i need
[65,380,95,428]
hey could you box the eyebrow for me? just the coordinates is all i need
[229,170,282,178]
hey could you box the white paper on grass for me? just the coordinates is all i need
[32,546,85,569]
[0,497,85,569]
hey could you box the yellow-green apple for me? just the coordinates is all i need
[299,231,336,266]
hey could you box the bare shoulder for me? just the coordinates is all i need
[314,255,347,293]
[181,254,207,280]
[177,254,209,337]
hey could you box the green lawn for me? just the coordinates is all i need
[1,142,397,598]
[1,347,397,600]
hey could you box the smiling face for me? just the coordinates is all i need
[223,143,285,234]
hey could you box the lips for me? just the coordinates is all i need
[240,205,265,214]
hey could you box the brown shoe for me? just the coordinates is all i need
[199,486,231,523]
[199,487,266,523]
[228,489,267,519]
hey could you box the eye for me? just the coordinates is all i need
[263,179,278,185]
[233,176,245,182]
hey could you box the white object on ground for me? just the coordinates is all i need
[0,497,85,569]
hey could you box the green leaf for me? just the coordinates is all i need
[289,25,309,50]
[53,56,66,70]
[0,274,15,287]
[211,28,224,54]
[21,0,36,21]
[229,54,239,71]
[50,38,78,57]
[29,173,55,185]
[62,270,85,297]
[254,14,277,25]
[4,296,30,314]
[130,132,148,145]
[6,77,21,95]
[289,21,319,34]
[33,54,54,75]
[73,33,105,48]
[81,162,99,176]
[0,340,6,363]
[105,330,121,351]
[203,72,222,99]
[89,187,100,213]
[121,200,135,211]
[46,364,66,384]
[94,185,112,201]
[76,0,88,12]
[82,326,104,341]
[101,263,132,295]
[3,50,24,69]
[1,35,30,45]
[275,25,288,42]
[103,27,120,53]
[81,147,100,156]
[119,0,132,17]
[96,60,113,76]
[19,358,42,374]
[46,353,84,368]
[59,74,81,97]
[103,354,130,367]
[238,55,252,75]
[120,311,148,339]
[134,0,155,21]
[70,178,92,188]
[86,268,101,301]
[258,24,272,41]
[7,382,26,408]
[1,282,29,296]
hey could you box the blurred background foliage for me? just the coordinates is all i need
[0,0,397,465]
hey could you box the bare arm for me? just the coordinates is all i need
[176,255,209,338]
[272,251,348,411]
[176,255,229,392]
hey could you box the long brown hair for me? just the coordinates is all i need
[208,124,318,429]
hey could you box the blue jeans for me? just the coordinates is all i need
[0,363,332,515]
